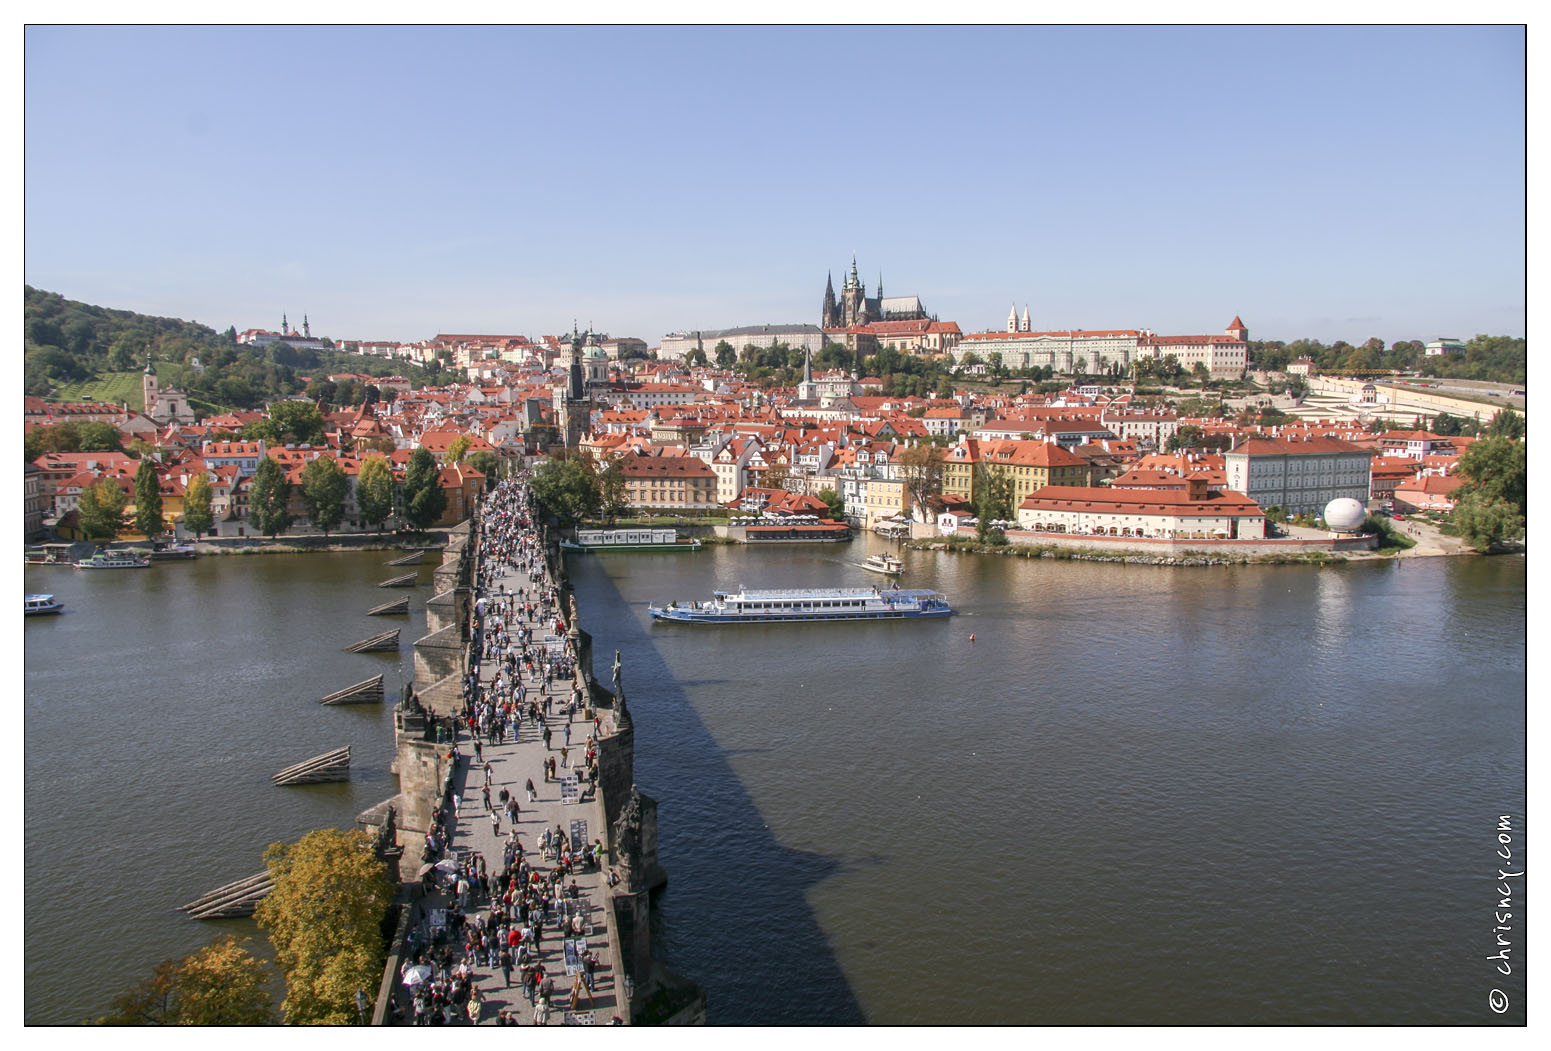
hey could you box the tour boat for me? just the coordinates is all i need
[648,585,952,624]
[561,528,701,553]
[25,594,64,616]
[861,553,903,575]
[74,550,151,570]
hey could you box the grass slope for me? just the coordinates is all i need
[51,371,144,412]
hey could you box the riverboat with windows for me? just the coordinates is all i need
[560,528,701,552]
[861,553,903,575]
[648,585,952,624]
[74,550,151,570]
[26,593,65,616]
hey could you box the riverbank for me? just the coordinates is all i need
[908,518,1484,565]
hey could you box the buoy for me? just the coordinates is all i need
[969,633,976,642]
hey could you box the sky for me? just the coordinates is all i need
[22,24,1528,348]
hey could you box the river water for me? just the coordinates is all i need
[24,542,1526,1024]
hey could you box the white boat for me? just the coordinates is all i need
[25,594,64,616]
[861,553,903,575]
[74,550,151,570]
[649,585,952,624]
[561,528,701,552]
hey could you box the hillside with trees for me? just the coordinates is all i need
[24,286,442,411]
[1247,334,1526,385]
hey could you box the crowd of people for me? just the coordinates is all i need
[392,472,619,1026]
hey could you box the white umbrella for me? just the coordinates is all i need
[402,964,433,987]
[434,858,460,873]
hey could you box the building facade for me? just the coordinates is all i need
[1223,436,1373,515]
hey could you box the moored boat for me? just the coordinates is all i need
[74,550,151,570]
[649,585,952,624]
[562,528,701,552]
[861,553,903,575]
[25,593,64,616]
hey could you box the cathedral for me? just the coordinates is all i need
[821,257,930,328]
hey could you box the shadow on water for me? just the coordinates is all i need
[574,567,867,1025]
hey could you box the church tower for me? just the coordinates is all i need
[1226,315,1249,342]
[557,324,591,451]
[841,256,868,327]
[821,273,838,328]
[142,352,159,413]
[1021,306,1031,332]
[1007,303,1018,333]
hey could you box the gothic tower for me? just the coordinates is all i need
[841,256,868,327]
[821,273,838,328]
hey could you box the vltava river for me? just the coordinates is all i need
[24,542,1525,1024]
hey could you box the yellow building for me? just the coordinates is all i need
[941,436,1091,508]
[862,477,908,530]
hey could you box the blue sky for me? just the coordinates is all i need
[24,25,1526,347]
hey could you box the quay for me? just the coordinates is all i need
[358,472,705,1025]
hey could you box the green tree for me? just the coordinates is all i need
[254,828,394,1025]
[299,455,348,535]
[182,472,214,537]
[95,958,179,1024]
[816,487,846,520]
[1449,490,1525,552]
[75,421,125,452]
[356,455,395,530]
[598,458,630,523]
[529,454,602,525]
[248,400,326,446]
[445,435,472,463]
[1430,412,1462,436]
[466,450,501,490]
[133,458,164,539]
[714,340,736,367]
[248,457,294,537]
[1485,409,1525,440]
[79,477,128,541]
[973,463,1015,540]
[401,447,447,530]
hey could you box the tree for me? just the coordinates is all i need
[816,487,846,520]
[1430,412,1462,436]
[79,477,128,541]
[973,463,1015,538]
[529,454,601,525]
[1449,436,1526,552]
[133,458,164,539]
[95,959,179,1024]
[299,455,348,534]
[686,346,708,367]
[445,435,472,463]
[254,828,395,1025]
[249,400,326,445]
[182,472,214,537]
[1449,490,1525,552]
[466,450,501,491]
[598,458,630,523]
[75,421,125,452]
[248,457,294,538]
[400,447,447,530]
[714,340,736,367]
[356,455,395,531]
[1485,409,1525,440]
[897,443,943,518]
[170,937,275,1025]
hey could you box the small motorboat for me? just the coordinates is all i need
[861,553,903,575]
[25,594,64,616]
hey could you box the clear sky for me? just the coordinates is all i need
[23,24,1527,347]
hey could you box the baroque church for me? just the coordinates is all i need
[820,257,930,328]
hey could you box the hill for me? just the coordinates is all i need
[24,286,442,412]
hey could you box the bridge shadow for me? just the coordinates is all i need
[572,566,867,1025]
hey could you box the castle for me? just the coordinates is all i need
[821,257,930,328]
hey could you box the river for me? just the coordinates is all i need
[23,541,1526,1024]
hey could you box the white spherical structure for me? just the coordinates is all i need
[1324,497,1367,533]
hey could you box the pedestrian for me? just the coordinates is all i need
[491,811,500,836]
[451,793,461,820]
[560,746,569,769]
[564,723,571,746]
[526,777,536,803]
[500,947,513,987]
[543,726,552,750]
